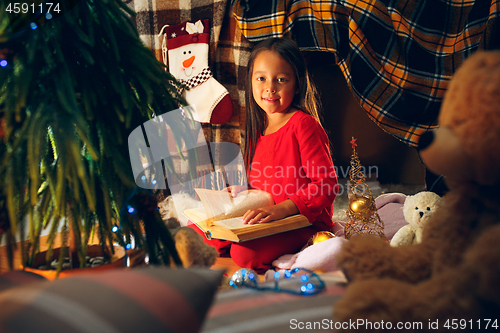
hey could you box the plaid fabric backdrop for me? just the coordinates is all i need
[231,0,500,146]
[126,0,254,195]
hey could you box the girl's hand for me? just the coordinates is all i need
[242,199,299,224]
[221,185,248,198]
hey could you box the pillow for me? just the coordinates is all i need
[375,193,408,240]
[0,266,223,333]
[271,237,349,273]
[201,272,346,332]
[0,270,47,292]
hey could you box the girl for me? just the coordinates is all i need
[192,38,338,273]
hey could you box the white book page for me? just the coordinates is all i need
[184,206,207,221]
[223,190,274,218]
[195,189,274,221]
[214,217,254,229]
[195,189,233,218]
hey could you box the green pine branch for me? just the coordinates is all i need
[0,0,190,271]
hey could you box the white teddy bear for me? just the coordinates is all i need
[390,191,441,247]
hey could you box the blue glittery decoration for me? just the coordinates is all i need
[229,268,325,296]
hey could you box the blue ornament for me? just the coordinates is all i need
[230,268,259,288]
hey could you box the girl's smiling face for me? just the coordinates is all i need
[251,50,298,117]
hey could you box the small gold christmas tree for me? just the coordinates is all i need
[344,138,386,240]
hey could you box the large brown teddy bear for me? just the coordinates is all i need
[333,51,500,331]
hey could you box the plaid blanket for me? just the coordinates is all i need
[231,0,500,146]
[127,0,254,196]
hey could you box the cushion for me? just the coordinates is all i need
[201,272,346,332]
[272,237,348,273]
[0,267,223,333]
[0,270,47,292]
[375,193,408,240]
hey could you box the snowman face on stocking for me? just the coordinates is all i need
[169,40,207,79]
[160,19,233,124]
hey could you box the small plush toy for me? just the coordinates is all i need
[173,226,218,268]
[333,50,500,330]
[159,193,203,227]
[390,191,441,247]
[164,217,217,268]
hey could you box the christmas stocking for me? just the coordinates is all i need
[160,19,233,124]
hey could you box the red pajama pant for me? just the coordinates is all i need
[188,222,327,273]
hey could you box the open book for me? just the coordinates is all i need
[184,189,311,242]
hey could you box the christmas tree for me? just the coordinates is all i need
[344,138,386,240]
[0,0,192,270]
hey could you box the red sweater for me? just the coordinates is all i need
[249,111,338,229]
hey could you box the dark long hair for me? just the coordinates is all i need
[243,37,322,170]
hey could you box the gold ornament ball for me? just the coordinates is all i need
[307,231,336,246]
[349,197,371,214]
